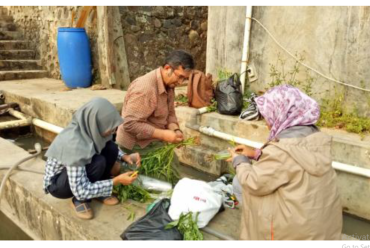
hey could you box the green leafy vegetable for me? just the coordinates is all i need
[139,137,196,184]
[165,212,203,240]
[113,184,152,203]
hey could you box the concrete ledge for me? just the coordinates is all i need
[174,106,370,221]
[175,106,370,171]
[0,78,126,127]
[1,78,370,222]
[0,138,240,240]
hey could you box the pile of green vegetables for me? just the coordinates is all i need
[166,212,203,240]
[139,137,196,184]
[113,137,196,203]
[113,184,151,203]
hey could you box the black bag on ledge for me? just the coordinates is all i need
[215,73,243,115]
[121,198,183,240]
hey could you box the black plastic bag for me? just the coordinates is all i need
[121,198,183,240]
[215,74,243,115]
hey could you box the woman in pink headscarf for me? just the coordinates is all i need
[229,85,342,240]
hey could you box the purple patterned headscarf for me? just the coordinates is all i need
[255,84,320,141]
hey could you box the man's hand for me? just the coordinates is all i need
[175,130,184,141]
[113,171,138,186]
[162,130,183,143]
[122,153,141,168]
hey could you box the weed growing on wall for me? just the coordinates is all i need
[268,53,370,136]
[268,52,314,96]
[317,88,370,137]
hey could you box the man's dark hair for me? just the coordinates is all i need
[163,50,195,70]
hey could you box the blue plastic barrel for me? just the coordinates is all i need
[57,28,92,88]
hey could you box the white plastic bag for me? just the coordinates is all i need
[168,178,223,228]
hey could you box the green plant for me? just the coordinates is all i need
[317,89,370,136]
[175,94,188,103]
[217,68,234,82]
[124,205,136,221]
[268,52,314,96]
[113,184,152,203]
[139,137,196,184]
[206,99,217,113]
[165,212,203,240]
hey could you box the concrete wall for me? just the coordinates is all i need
[206,6,246,77]
[207,6,370,117]
[119,6,208,81]
[5,6,100,82]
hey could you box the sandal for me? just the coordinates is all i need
[70,197,93,220]
[97,195,119,206]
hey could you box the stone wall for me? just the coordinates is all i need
[119,6,208,81]
[5,6,99,82]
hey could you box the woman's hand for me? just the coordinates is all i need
[122,153,141,168]
[226,145,256,162]
[113,171,138,186]
[234,145,256,158]
[226,147,240,162]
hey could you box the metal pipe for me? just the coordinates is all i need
[240,6,253,94]
[0,102,18,111]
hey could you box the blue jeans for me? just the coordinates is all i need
[47,141,118,201]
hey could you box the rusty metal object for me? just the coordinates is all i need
[0,90,4,105]
[0,102,19,115]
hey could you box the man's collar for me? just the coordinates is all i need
[156,67,167,94]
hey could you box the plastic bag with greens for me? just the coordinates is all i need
[121,198,182,240]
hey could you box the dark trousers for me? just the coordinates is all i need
[47,141,119,201]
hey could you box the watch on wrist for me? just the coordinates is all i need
[174,128,183,133]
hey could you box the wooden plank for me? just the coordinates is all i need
[76,6,94,28]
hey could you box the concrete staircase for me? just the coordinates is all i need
[0,7,47,81]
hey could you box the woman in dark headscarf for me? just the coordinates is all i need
[229,85,342,240]
[43,97,140,220]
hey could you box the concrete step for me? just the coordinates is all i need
[0,138,240,240]
[0,60,42,71]
[0,23,16,31]
[0,70,47,81]
[0,20,14,27]
[0,7,8,15]
[0,41,29,50]
[0,50,35,59]
[0,15,13,22]
[0,31,22,40]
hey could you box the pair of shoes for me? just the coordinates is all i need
[70,197,93,220]
[240,93,261,121]
[97,195,119,206]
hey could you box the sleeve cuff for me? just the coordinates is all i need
[232,155,251,168]
[117,148,125,161]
